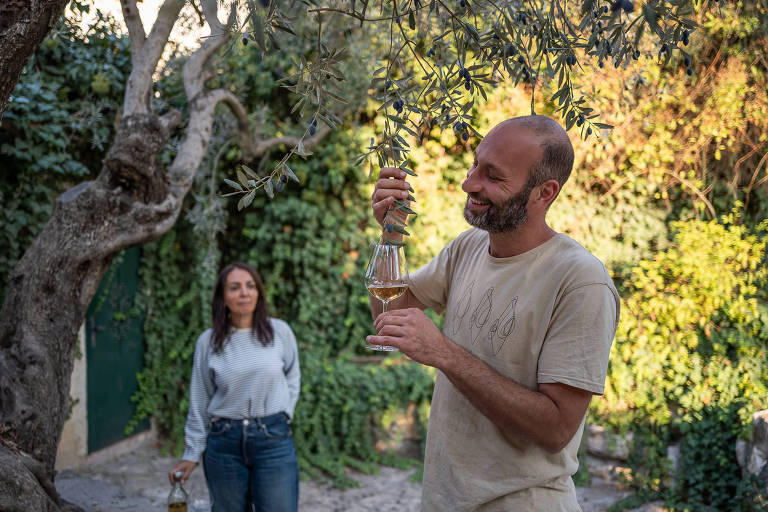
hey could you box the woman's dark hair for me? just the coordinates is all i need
[211,262,273,353]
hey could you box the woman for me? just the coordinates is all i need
[169,262,301,512]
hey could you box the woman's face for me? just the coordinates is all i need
[223,268,259,318]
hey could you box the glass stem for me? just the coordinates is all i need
[382,300,388,313]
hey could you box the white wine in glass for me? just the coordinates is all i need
[364,240,408,351]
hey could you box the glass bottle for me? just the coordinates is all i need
[168,470,188,512]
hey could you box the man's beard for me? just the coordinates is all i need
[463,184,533,233]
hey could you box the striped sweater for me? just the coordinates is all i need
[182,318,301,462]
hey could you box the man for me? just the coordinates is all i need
[366,116,620,511]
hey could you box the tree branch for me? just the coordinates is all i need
[123,0,185,115]
[200,0,226,36]
[208,90,257,159]
[120,0,145,59]
[182,29,231,100]
[159,109,183,134]
[251,124,333,158]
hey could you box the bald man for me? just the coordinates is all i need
[367,116,620,511]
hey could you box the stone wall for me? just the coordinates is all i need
[736,410,768,492]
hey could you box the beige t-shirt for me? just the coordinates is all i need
[407,228,619,511]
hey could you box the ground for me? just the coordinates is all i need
[55,437,667,511]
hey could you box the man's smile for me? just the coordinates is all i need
[467,196,491,209]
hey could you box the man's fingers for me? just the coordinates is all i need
[372,197,395,213]
[372,182,411,203]
[366,334,402,347]
[374,177,410,190]
[371,167,412,228]
[374,315,408,330]
[377,166,407,180]
[375,309,413,327]
[375,322,408,337]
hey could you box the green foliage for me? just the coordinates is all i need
[594,212,768,509]
[294,351,432,487]
[674,404,746,510]
[0,7,130,301]
[554,0,768,226]
[126,228,209,451]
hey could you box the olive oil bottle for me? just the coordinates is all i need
[168,471,188,512]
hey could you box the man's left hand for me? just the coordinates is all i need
[367,308,454,368]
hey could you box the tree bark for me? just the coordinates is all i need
[0,0,70,115]
[0,111,184,508]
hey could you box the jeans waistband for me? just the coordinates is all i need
[211,412,289,427]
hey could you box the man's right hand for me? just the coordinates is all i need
[371,167,412,231]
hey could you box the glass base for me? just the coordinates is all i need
[364,344,399,352]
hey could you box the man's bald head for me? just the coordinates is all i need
[494,116,574,191]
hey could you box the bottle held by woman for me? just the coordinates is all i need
[167,471,188,511]
[169,262,301,512]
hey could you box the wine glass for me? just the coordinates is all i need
[364,239,409,351]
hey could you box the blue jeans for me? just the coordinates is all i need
[203,413,298,512]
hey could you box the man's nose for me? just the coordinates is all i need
[462,170,481,193]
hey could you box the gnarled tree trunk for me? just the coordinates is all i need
[0,110,184,509]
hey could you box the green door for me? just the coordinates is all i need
[86,246,149,452]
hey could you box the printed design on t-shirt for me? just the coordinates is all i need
[470,287,493,345]
[451,279,518,356]
[451,280,474,337]
[486,296,517,355]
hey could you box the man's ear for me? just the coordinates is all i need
[533,179,560,206]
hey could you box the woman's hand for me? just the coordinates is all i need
[168,460,197,485]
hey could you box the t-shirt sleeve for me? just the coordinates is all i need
[406,237,460,314]
[537,282,619,395]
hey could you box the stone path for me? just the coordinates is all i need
[55,438,666,511]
